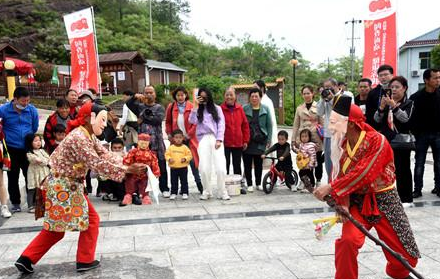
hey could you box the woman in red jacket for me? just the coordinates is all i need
[221,87,250,180]
[165,87,203,193]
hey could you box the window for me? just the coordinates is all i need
[419,52,431,70]
[160,70,165,84]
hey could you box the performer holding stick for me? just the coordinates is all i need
[313,96,421,279]
[15,101,146,274]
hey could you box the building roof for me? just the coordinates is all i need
[146,59,187,72]
[0,43,20,55]
[99,51,146,64]
[400,27,440,51]
[56,65,70,76]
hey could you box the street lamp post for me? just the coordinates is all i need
[64,44,71,87]
[289,50,298,114]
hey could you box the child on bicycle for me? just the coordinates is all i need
[261,130,295,188]
[294,129,317,190]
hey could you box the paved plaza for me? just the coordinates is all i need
[0,109,438,278]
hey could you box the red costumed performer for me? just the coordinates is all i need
[121,133,160,206]
[15,102,147,274]
[313,96,420,279]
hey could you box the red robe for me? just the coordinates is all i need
[329,130,419,279]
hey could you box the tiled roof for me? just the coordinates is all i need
[400,27,440,51]
[231,78,285,89]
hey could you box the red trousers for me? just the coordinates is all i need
[125,174,147,196]
[335,206,418,279]
[22,196,100,264]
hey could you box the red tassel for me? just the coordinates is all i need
[362,193,380,216]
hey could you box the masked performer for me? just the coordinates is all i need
[313,96,420,279]
[15,101,146,274]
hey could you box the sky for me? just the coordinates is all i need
[184,0,440,68]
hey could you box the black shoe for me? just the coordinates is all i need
[196,182,203,194]
[132,194,142,205]
[412,191,422,198]
[404,275,415,279]
[15,256,34,274]
[76,260,100,272]
[240,188,247,195]
[432,188,439,194]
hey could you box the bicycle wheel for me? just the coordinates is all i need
[288,170,299,189]
[262,172,275,194]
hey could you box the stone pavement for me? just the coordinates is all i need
[0,153,439,279]
[0,108,438,278]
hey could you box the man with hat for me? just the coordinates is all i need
[313,96,420,279]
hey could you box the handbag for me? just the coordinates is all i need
[390,125,416,151]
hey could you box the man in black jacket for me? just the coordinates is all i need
[365,64,394,130]
[411,68,440,198]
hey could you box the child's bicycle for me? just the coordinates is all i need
[262,156,299,194]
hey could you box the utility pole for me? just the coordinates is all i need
[149,0,153,40]
[345,18,362,82]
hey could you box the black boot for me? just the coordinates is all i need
[196,182,203,194]
[132,194,142,205]
[76,260,100,272]
[412,191,422,198]
[15,256,34,274]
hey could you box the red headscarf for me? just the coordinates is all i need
[66,101,93,133]
[348,104,375,132]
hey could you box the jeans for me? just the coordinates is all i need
[242,154,263,186]
[394,148,413,203]
[170,167,189,195]
[315,151,324,182]
[323,137,332,182]
[158,158,170,192]
[414,132,440,192]
[224,147,243,175]
[7,147,29,205]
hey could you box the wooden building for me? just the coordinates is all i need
[231,78,286,124]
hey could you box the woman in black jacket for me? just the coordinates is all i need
[374,76,414,205]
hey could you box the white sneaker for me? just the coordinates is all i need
[162,191,171,198]
[169,194,177,200]
[200,193,210,200]
[297,181,304,190]
[221,194,231,201]
[247,186,254,193]
[182,194,188,200]
[291,185,298,192]
[256,185,263,191]
[1,205,11,218]
[402,202,413,208]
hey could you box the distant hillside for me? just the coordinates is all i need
[0,0,90,59]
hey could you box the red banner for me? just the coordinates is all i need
[363,0,397,86]
[63,8,99,93]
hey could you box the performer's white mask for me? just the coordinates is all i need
[90,110,108,136]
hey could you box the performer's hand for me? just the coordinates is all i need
[313,183,332,201]
[261,154,266,159]
[279,156,284,161]
[215,140,222,149]
[243,143,248,150]
[181,158,186,163]
[126,163,147,175]
[169,158,175,164]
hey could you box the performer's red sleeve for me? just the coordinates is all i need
[330,133,389,198]
[123,149,136,166]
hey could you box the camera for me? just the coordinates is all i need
[321,88,334,101]
[382,88,391,98]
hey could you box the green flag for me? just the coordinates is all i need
[51,66,59,86]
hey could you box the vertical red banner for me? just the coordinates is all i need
[63,8,99,93]
[363,0,397,86]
